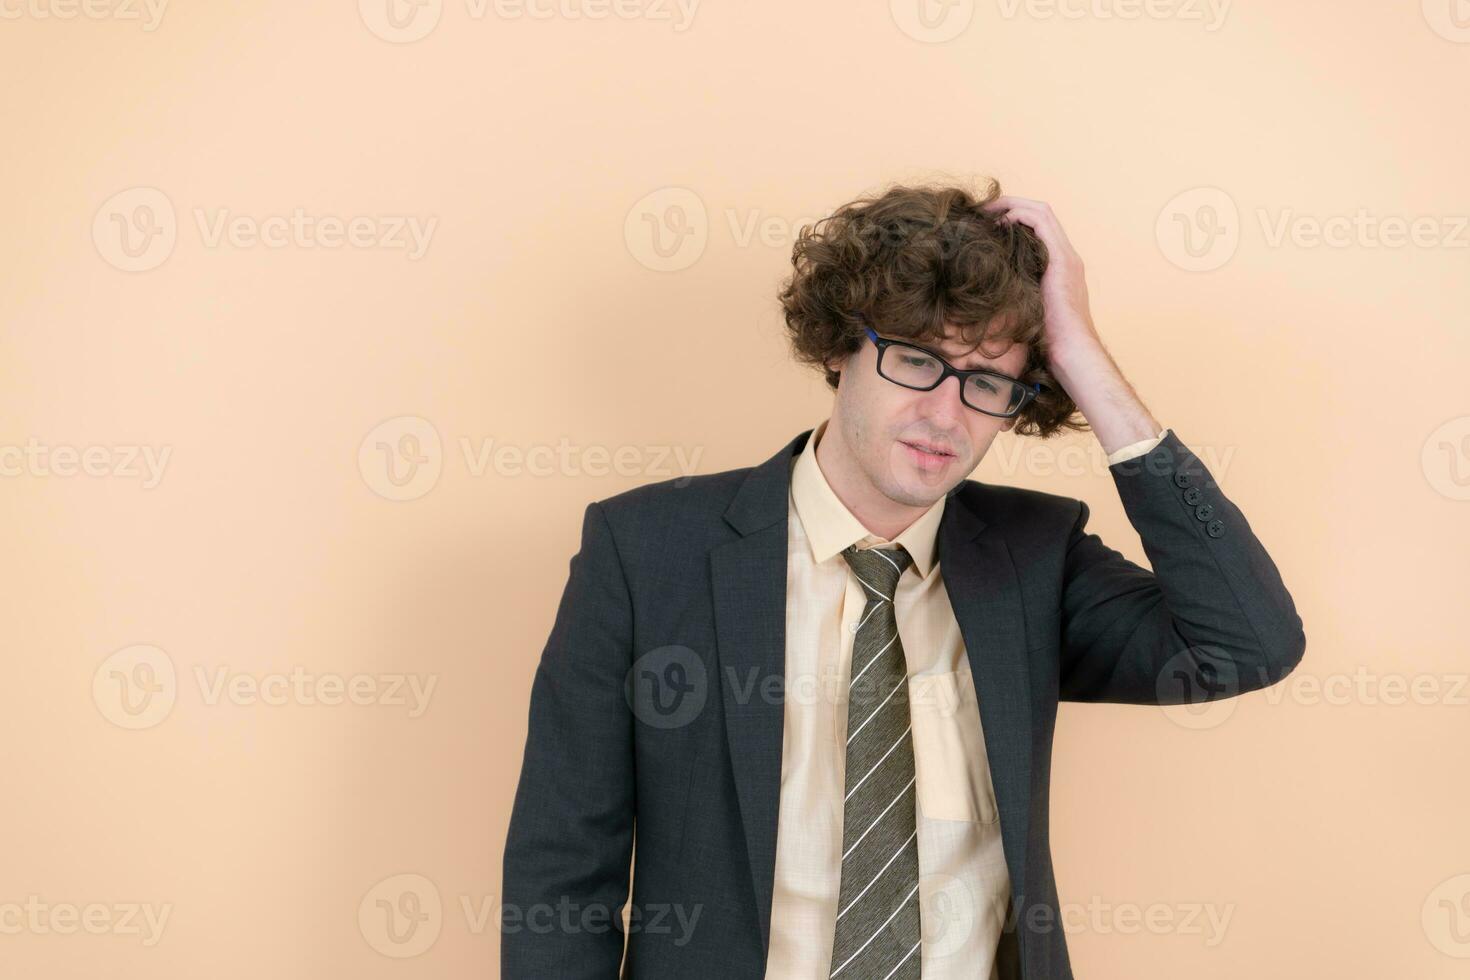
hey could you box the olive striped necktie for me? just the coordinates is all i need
[828,543,924,979]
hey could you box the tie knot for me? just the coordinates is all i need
[840,544,912,602]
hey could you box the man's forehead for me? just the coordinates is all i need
[929,327,1027,365]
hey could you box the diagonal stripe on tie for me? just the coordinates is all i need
[829,543,924,979]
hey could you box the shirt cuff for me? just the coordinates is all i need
[1106,427,1170,465]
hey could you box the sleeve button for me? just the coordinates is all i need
[1173,473,1190,488]
[1195,503,1215,521]
[1206,519,1225,538]
[1183,487,1203,505]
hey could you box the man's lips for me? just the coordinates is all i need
[900,440,956,460]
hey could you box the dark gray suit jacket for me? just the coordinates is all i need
[502,427,1305,979]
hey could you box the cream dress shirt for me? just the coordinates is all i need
[764,418,1166,978]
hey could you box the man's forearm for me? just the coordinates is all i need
[1048,336,1162,457]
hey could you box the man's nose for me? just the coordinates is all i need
[914,373,967,421]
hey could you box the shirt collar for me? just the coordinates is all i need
[790,417,945,578]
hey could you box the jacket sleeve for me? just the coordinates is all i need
[1057,430,1306,704]
[502,500,634,978]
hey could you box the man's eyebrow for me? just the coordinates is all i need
[912,339,998,371]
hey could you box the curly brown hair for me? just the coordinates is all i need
[777,178,1086,438]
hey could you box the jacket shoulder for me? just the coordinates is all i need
[949,478,1085,532]
[575,463,757,565]
[592,464,752,517]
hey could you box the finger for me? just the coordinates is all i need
[990,201,1053,234]
[988,201,1068,244]
[984,195,1049,212]
[979,200,1076,255]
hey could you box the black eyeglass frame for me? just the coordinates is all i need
[862,325,1043,419]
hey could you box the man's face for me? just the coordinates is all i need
[824,323,1030,507]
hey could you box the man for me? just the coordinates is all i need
[501,182,1305,979]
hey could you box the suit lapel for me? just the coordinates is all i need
[710,428,1035,955]
[710,429,810,956]
[939,491,1035,909]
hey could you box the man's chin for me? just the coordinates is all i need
[878,466,958,507]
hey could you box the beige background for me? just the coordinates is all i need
[2,1,1468,977]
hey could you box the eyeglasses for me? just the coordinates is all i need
[863,325,1042,419]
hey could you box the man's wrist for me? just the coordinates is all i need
[1106,428,1169,465]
